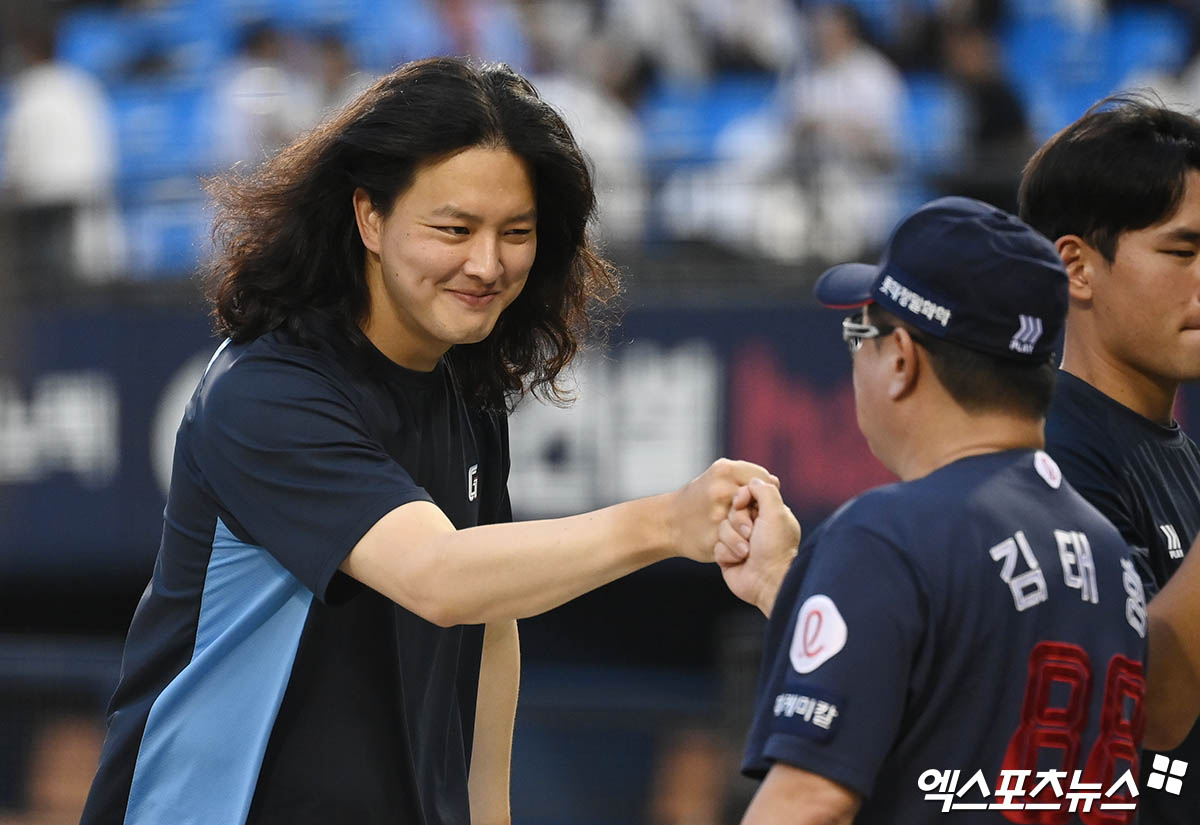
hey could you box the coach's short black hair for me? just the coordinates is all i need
[870,307,1057,419]
[1019,93,1200,261]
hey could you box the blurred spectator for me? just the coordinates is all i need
[600,0,712,88]
[786,2,905,257]
[0,679,107,825]
[311,30,373,117]
[209,22,321,170]
[518,0,648,107]
[1134,65,1200,112]
[435,0,532,71]
[1060,0,1108,27]
[0,714,102,825]
[646,610,766,825]
[892,0,1006,71]
[647,728,727,825]
[533,72,649,244]
[0,20,125,286]
[524,2,648,244]
[690,0,803,75]
[932,0,1005,29]
[1122,20,1200,111]
[592,0,800,89]
[931,22,1034,212]
[517,0,602,75]
[660,3,905,262]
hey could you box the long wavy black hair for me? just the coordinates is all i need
[204,57,619,411]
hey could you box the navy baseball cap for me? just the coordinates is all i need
[814,196,1068,362]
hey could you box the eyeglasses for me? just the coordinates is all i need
[842,311,896,354]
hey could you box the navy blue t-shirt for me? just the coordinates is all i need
[82,330,512,825]
[743,450,1148,824]
[1046,370,1200,825]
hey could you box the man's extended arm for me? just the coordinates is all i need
[342,459,776,626]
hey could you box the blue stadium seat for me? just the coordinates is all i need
[1006,0,1062,21]
[208,0,369,29]
[346,0,448,71]
[57,8,148,83]
[1035,80,1116,138]
[140,3,234,84]
[1108,6,1192,87]
[638,73,777,174]
[279,0,370,27]
[805,0,904,46]
[1001,17,1060,104]
[210,0,284,25]
[123,193,212,278]
[1002,17,1113,97]
[1001,17,1116,139]
[59,3,232,87]
[900,72,966,172]
[110,81,212,191]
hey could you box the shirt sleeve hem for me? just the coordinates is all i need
[760,734,876,797]
[312,488,435,602]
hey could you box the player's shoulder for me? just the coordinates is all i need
[1046,372,1200,505]
[217,329,349,378]
[1046,370,1177,464]
[821,479,922,549]
[801,485,932,602]
[194,331,359,421]
[822,484,956,569]
[1046,372,1115,450]
[833,452,1006,523]
[830,451,1069,539]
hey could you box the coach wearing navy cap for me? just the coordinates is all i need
[815,195,1068,362]
[716,197,1150,825]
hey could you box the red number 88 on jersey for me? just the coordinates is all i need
[1002,641,1145,825]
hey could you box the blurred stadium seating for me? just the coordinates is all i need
[3,0,1194,279]
[10,0,1196,279]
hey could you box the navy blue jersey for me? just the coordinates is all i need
[743,450,1148,824]
[82,331,511,825]
[1047,370,1200,825]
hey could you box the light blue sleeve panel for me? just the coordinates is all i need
[124,520,313,825]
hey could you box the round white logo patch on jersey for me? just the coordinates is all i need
[789,594,848,674]
[1034,450,1062,489]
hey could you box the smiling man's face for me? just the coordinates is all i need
[356,146,538,370]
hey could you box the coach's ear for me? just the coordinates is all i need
[1055,235,1095,303]
[353,187,383,255]
[886,328,920,402]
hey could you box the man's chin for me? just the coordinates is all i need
[449,323,500,348]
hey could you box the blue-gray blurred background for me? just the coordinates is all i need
[2,0,1200,823]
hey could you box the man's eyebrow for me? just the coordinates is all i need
[431,205,479,221]
[1159,226,1200,244]
[430,205,537,222]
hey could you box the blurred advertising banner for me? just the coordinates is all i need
[0,305,215,582]
[507,306,894,519]
[3,303,1195,584]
